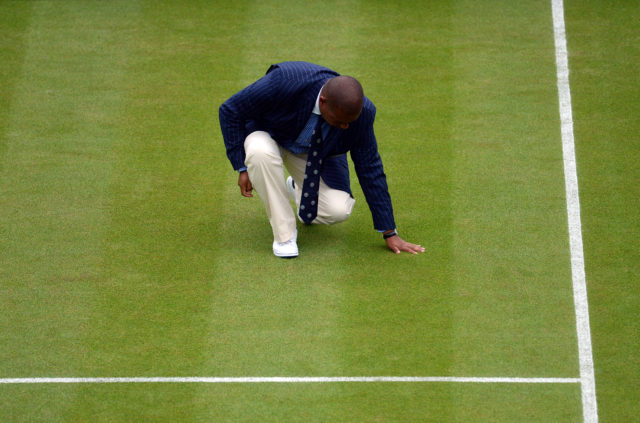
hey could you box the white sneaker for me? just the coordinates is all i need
[286,176,296,201]
[273,230,298,258]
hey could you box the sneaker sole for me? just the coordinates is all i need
[273,247,298,258]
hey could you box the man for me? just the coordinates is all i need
[219,61,425,258]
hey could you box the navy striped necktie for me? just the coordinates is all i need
[293,113,320,152]
[299,116,324,224]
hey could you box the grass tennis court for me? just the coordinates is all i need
[1,0,638,421]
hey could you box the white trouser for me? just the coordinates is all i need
[244,131,355,242]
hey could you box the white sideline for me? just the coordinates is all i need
[0,376,580,384]
[551,0,598,422]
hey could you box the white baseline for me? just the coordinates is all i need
[0,376,579,384]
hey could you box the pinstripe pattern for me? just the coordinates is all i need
[219,62,396,231]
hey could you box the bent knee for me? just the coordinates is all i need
[322,195,355,224]
[244,131,280,163]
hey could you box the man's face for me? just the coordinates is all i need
[319,96,360,130]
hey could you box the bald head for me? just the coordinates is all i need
[322,76,364,116]
[319,76,364,129]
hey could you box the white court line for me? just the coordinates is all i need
[0,376,580,384]
[551,0,598,422]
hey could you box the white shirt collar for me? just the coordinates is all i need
[312,87,322,115]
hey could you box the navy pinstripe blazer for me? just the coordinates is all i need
[219,61,395,231]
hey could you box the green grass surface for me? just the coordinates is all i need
[0,0,637,421]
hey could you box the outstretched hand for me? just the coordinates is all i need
[238,171,253,197]
[385,235,426,255]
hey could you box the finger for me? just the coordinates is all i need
[410,244,425,253]
[403,243,424,254]
[240,186,253,197]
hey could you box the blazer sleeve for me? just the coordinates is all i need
[218,70,282,170]
[350,107,397,231]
